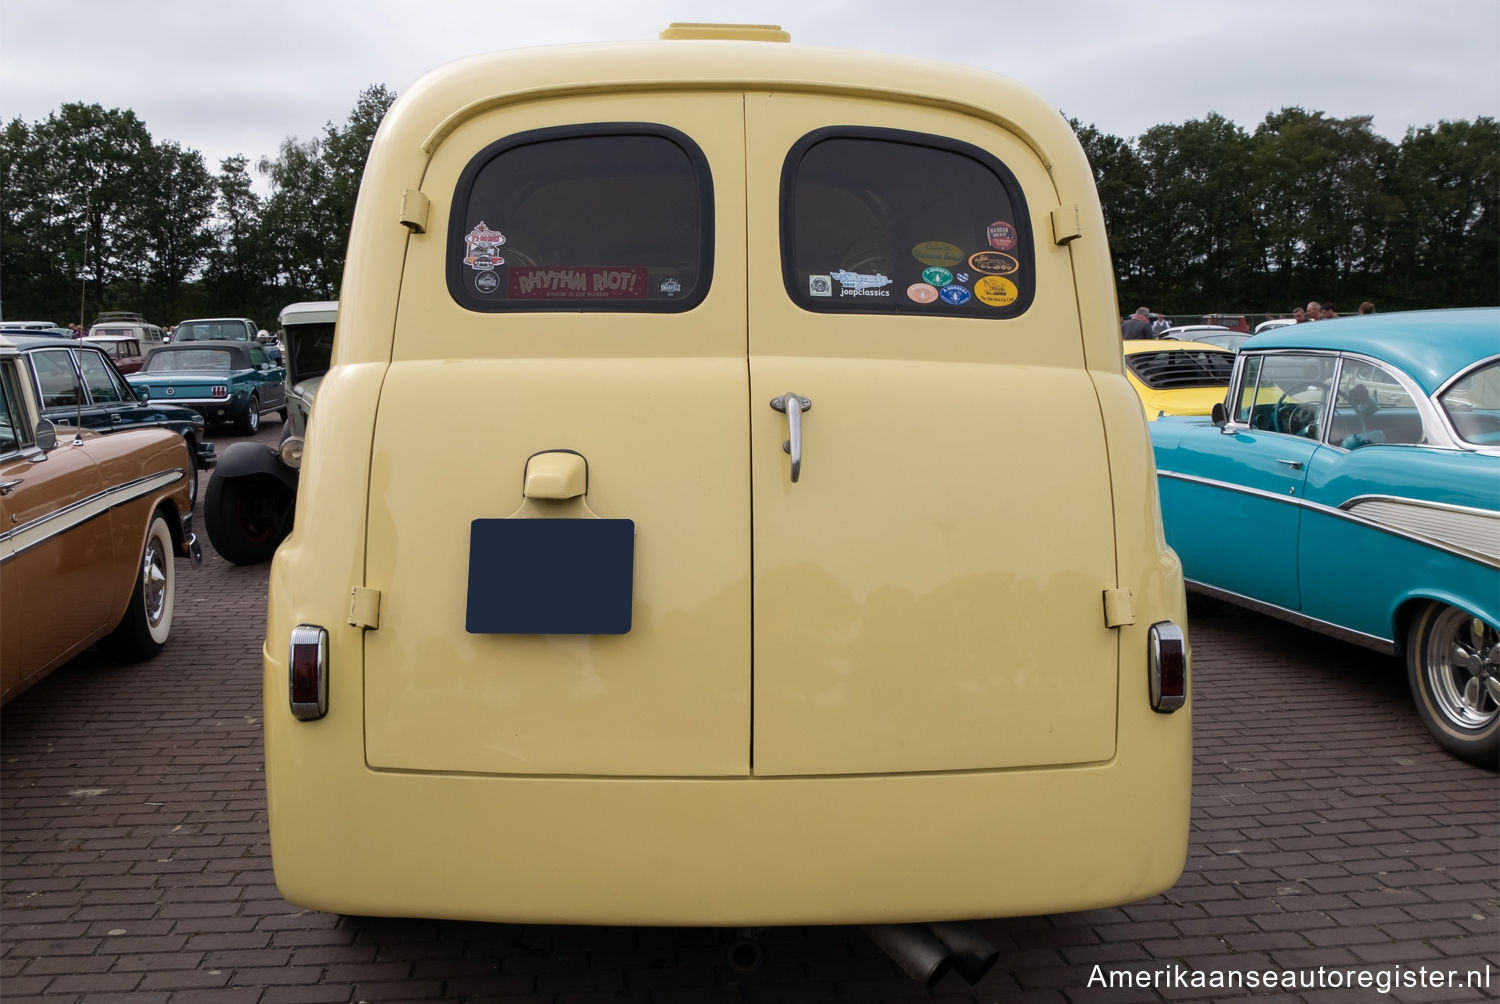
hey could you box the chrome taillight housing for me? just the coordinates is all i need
[1148,621,1187,713]
[289,624,329,720]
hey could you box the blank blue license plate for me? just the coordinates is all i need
[466,518,635,634]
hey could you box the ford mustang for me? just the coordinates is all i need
[128,341,287,435]
[1151,308,1499,766]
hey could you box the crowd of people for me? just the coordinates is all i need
[1121,299,1376,339]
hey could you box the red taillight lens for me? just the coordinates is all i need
[1148,621,1187,713]
[289,625,328,720]
[212,384,228,397]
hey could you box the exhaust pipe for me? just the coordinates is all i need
[929,922,999,985]
[726,929,764,975]
[862,924,952,989]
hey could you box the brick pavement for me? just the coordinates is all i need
[3,426,1497,1002]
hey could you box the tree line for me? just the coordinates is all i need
[2,88,1495,328]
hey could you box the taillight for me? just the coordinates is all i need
[212,384,228,397]
[1148,621,1187,713]
[289,625,329,720]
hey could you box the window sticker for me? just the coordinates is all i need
[508,266,648,299]
[911,240,965,268]
[938,285,971,306]
[463,222,507,271]
[986,221,1018,250]
[831,270,893,297]
[809,274,833,296]
[968,251,1019,276]
[907,283,939,303]
[973,276,1019,306]
[921,266,953,287]
[659,277,682,297]
[473,271,500,294]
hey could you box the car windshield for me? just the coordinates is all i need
[175,321,246,341]
[1125,348,1236,390]
[143,349,235,372]
[1439,360,1500,447]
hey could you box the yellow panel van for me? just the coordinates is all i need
[264,23,1191,951]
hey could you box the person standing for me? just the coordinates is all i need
[1292,307,1307,323]
[1305,301,1321,321]
[1358,301,1375,315]
[1121,307,1154,340]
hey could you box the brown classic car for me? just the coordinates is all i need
[0,335,202,704]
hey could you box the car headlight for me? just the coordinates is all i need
[280,436,305,470]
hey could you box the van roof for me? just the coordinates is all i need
[279,301,339,327]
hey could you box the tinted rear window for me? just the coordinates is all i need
[1126,348,1236,390]
[448,125,713,313]
[782,128,1035,318]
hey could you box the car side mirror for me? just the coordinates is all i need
[1211,401,1229,430]
[135,385,150,402]
[34,419,57,451]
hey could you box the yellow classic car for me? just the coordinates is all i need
[0,335,202,704]
[1123,338,1238,420]
[263,23,1192,963]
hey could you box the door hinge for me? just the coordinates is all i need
[1102,587,1136,628]
[348,587,382,630]
[1051,204,1082,245]
[399,189,430,234]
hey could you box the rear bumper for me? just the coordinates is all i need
[264,640,1191,927]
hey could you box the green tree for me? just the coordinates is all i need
[141,141,217,322]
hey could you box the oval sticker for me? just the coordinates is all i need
[907,283,939,303]
[921,266,954,287]
[911,241,965,267]
[974,276,1019,306]
[938,284,971,306]
[986,221,1018,250]
[968,251,1020,276]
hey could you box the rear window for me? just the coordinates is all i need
[448,124,713,313]
[177,321,249,341]
[1126,347,1236,390]
[144,349,235,372]
[782,128,1035,317]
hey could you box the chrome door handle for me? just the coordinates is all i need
[770,393,812,483]
[1276,458,1304,470]
[0,478,21,495]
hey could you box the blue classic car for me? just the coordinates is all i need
[1151,309,1499,767]
[128,341,287,435]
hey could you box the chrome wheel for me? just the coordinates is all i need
[1422,607,1500,730]
[141,521,173,643]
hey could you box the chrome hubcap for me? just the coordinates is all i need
[1428,609,1500,730]
[142,534,168,629]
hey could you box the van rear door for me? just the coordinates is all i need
[744,94,1121,776]
[362,94,753,778]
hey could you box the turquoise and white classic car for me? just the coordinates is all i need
[1151,308,1499,767]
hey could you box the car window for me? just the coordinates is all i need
[249,345,270,367]
[448,125,712,313]
[31,349,82,408]
[77,350,128,404]
[782,128,1034,317]
[1125,347,1235,390]
[177,321,249,340]
[1439,360,1500,447]
[0,359,31,454]
[1332,359,1423,449]
[1239,352,1337,439]
[144,349,234,372]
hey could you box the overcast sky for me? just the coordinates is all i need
[3,0,1497,185]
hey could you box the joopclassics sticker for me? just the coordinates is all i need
[968,251,1020,276]
[986,221,1019,251]
[911,240,965,267]
[973,276,1019,306]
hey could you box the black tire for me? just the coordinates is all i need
[183,437,200,510]
[102,512,175,661]
[234,394,261,436]
[277,407,288,422]
[204,472,293,565]
[1406,602,1500,769]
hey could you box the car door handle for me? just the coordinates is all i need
[1276,458,1303,470]
[770,393,812,483]
[0,478,22,495]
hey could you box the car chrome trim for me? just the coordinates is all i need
[0,467,187,562]
[1184,579,1397,654]
[1158,471,1500,570]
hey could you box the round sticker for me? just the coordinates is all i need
[473,270,500,294]
[986,221,1019,251]
[921,266,954,287]
[907,283,939,303]
[974,276,1019,306]
[968,251,1020,276]
[912,241,965,267]
[938,285,971,306]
